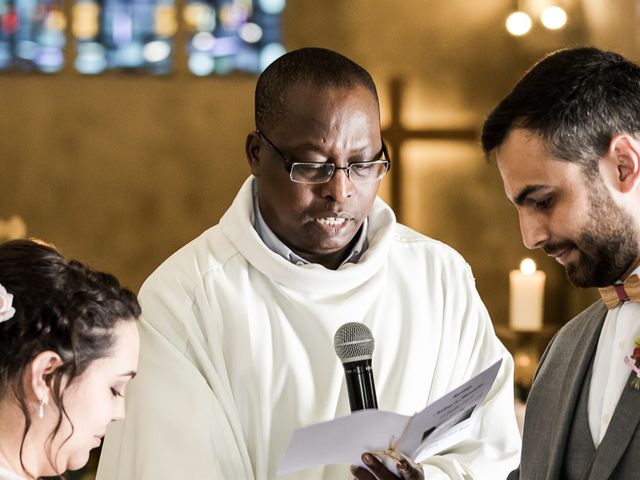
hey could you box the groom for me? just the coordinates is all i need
[482,47,640,479]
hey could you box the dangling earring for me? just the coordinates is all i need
[38,397,47,419]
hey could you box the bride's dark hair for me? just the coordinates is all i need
[0,239,141,477]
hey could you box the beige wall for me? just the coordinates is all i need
[1,74,254,286]
[2,0,635,327]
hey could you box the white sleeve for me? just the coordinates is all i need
[420,261,521,479]
[97,274,254,479]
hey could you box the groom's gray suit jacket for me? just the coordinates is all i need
[508,301,640,480]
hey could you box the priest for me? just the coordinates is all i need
[97,47,520,480]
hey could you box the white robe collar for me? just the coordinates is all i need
[218,176,396,294]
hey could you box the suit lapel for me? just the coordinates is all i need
[588,366,640,479]
[546,303,607,479]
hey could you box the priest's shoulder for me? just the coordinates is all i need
[391,223,471,272]
[141,224,236,292]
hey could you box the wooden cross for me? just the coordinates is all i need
[381,77,479,222]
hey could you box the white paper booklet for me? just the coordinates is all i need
[277,358,503,476]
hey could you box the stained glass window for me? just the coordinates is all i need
[0,0,66,72]
[185,0,285,76]
[0,0,284,74]
[73,0,177,74]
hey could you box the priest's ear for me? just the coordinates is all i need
[603,134,640,194]
[246,132,263,177]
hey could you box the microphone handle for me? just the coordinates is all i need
[343,360,378,411]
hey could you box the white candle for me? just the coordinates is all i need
[509,258,545,331]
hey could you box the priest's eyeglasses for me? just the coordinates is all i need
[256,130,391,184]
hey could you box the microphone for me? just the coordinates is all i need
[334,322,378,412]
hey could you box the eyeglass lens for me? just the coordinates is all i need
[290,161,388,184]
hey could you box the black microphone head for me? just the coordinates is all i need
[334,322,374,364]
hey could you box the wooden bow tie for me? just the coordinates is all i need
[599,274,640,310]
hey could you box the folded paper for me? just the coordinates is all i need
[278,359,503,475]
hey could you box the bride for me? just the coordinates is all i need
[0,240,140,479]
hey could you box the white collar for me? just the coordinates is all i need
[219,177,396,294]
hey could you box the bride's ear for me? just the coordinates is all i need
[25,351,63,406]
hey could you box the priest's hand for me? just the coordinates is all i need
[351,452,424,480]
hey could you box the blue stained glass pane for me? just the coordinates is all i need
[186,0,285,76]
[0,0,66,72]
[74,0,176,74]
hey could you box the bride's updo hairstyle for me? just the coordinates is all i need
[0,239,141,471]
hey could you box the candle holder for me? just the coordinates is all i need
[495,325,558,402]
[513,343,538,401]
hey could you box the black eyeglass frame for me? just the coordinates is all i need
[255,129,391,184]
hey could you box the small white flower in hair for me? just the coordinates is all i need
[0,283,16,323]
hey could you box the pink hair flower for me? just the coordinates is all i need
[0,283,16,323]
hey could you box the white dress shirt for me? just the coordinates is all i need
[589,265,640,446]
